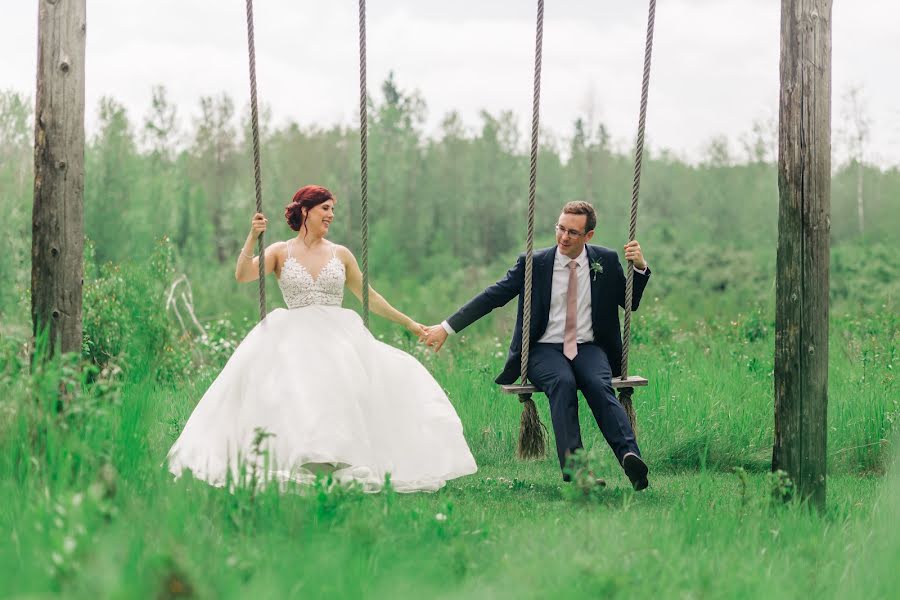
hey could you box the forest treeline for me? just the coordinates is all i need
[1,76,897,324]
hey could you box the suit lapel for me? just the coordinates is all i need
[587,245,601,324]
[532,248,554,336]
[531,246,556,337]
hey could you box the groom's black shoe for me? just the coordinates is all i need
[622,452,649,491]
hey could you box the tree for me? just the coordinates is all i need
[190,94,239,263]
[740,117,777,164]
[143,85,179,161]
[773,0,832,511]
[0,91,32,187]
[0,92,34,316]
[85,97,139,263]
[32,0,86,355]
[839,85,871,236]
[369,73,427,266]
[142,86,182,252]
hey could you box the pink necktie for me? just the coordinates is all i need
[563,260,578,360]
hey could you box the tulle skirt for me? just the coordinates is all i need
[167,306,477,492]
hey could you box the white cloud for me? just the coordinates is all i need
[1,0,897,165]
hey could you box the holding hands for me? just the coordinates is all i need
[405,320,428,338]
[416,240,647,354]
[419,325,449,352]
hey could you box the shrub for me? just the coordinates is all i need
[82,236,190,382]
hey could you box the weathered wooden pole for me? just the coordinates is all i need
[32,0,86,356]
[773,0,831,510]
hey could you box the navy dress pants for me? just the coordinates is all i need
[527,343,641,471]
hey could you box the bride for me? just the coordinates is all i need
[167,185,477,492]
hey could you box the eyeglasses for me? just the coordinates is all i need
[554,223,587,238]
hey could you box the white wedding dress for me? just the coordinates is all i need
[167,241,477,492]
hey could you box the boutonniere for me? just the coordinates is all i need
[590,259,604,281]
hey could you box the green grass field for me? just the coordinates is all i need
[1,305,896,599]
[3,71,900,598]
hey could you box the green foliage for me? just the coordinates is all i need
[193,316,252,371]
[1,264,898,600]
[2,80,899,597]
[0,339,123,496]
[82,236,186,382]
[561,447,610,502]
[768,469,795,505]
[0,90,33,320]
[0,343,896,598]
[3,82,899,323]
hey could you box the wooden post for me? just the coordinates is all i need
[32,0,86,355]
[773,0,831,510]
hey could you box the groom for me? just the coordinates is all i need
[422,201,651,490]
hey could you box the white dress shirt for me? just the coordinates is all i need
[441,248,648,337]
[537,247,593,344]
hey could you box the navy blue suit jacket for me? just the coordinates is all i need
[447,245,651,385]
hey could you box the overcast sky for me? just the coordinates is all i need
[2,1,898,165]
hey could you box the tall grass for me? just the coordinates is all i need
[0,239,896,597]
[0,356,895,598]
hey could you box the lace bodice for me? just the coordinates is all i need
[278,241,345,309]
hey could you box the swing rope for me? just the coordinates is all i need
[519,0,544,388]
[515,0,548,460]
[514,0,656,455]
[358,0,370,328]
[618,0,656,429]
[244,0,370,324]
[242,0,654,450]
[244,0,266,321]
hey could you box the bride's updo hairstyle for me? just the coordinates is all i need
[284,185,334,232]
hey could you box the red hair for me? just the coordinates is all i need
[284,185,334,232]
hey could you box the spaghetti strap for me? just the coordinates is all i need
[331,244,338,260]
[287,239,293,259]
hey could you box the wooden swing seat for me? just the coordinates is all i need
[501,375,648,395]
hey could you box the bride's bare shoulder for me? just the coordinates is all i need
[265,240,288,257]
[332,244,354,259]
